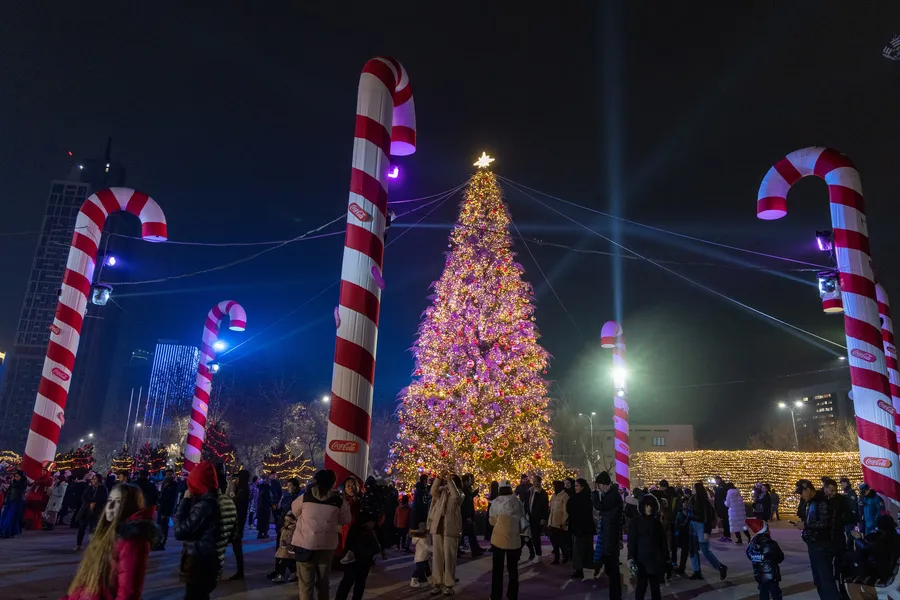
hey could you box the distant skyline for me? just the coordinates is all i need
[1,4,898,448]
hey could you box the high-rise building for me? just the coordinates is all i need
[789,380,853,439]
[0,151,127,449]
[138,340,199,445]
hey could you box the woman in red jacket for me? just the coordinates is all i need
[62,483,158,600]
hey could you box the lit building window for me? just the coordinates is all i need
[652,437,666,447]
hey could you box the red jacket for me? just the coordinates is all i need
[61,508,157,600]
[394,505,411,529]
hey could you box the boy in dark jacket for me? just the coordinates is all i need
[745,518,784,600]
[628,494,669,600]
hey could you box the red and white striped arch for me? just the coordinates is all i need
[183,300,246,472]
[21,188,167,480]
[758,147,900,500]
[601,320,629,491]
[876,284,900,445]
[325,57,416,485]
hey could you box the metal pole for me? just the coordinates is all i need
[123,388,134,447]
[589,415,595,457]
[790,408,800,451]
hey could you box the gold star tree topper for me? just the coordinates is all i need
[474,152,495,169]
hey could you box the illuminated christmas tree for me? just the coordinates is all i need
[263,444,316,481]
[111,445,135,474]
[202,421,235,465]
[386,156,563,487]
[136,443,168,473]
[55,443,95,473]
[0,449,21,469]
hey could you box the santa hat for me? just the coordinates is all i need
[746,518,767,535]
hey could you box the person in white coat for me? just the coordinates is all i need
[428,472,463,596]
[489,480,526,600]
[724,485,751,544]
[42,474,68,530]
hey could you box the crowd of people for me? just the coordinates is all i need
[3,462,900,600]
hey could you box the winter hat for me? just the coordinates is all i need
[859,483,870,493]
[746,518,767,535]
[596,471,612,486]
[498,479,511,489]
[187,461,218,496]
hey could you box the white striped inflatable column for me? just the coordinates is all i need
[22,188,167,480]
[876,284,900,445]
[325,57,416,485]
[758,147,900,500]
[601,320,629,490]
[183,301,246,472]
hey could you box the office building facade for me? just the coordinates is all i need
[790,380,853,439]
[0,157,126,449]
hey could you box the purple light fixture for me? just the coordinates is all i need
[815,230,833,252]
[387,166,399,179]
[104,255,117,267]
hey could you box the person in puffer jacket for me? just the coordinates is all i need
[62,483,159,600]
[744,518,784,600]
[489,480,526,600]
[174,461,221,600]
[725,485,751,544]
[291,469,352,600]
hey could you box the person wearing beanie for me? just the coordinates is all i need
[591,471,623,594]
[174,461,222,600]
[745,518,784,600]
[859,483,886,535]
[627,494,668,600]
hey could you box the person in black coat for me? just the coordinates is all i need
[413,474,430,527]
[157,469,179,550]
[74,473,108,550]
[175,461,222,600]
[256,477,273,539]
[566,478,595,580]
[460,474,485,557]
[525,475,550,563]
[592,471,623,598]
[745,518,784,600]
[136,470,159,510]
[628,494,669,600]
[59,474,82,526]
[713,476,730,541]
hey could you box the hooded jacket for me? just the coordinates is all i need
[627,495,669,575]
[724,488,748,533]
[489,493,526,550]
[61,508,158,600]
[427,478,462,537]
[291,485,351,550]
[746,525,784,583]
[593,483,624,558]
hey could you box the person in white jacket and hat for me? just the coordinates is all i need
[724,485,751,544]
[489,480,526,600]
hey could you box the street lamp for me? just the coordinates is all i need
[209,362,221,374]
[578,412,598,456]
[88,432,94,438]
[778,400,804,450]
[135,422,142,428]
[322,395,331,403]
[213,340,227,352]
[79,438,84,443]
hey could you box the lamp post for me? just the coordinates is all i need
[778,400,804,450]
[578,412,597,456]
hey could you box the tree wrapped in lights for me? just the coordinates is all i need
[55,443,95,473]
[263,443,316,482]
[386,159,564,487]
[111,445,135,474]
[202,421,235,465]
[0,449,22,469]
[136,443,168,473]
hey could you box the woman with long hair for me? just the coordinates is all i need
[484,480,500,544]
[566,478,595,580]
[336,477,382,600]
[62,483,157,600]
[548,480,570,564]
[0,470,26,538]
[688,482,727,581]
[429,472,463,596]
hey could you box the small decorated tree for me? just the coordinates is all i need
[0,449,21,469]
[111,444,135,474]
[263,443,316,482]
[202,421,235,465]
[55,443,95,474]
[136,443,168,473]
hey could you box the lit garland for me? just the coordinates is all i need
[54,443,95,473]
[386,164,566,489]
[0,449,21,468]
[111,444,135,474]
[263,444,316,482]
[136,443,168,473]
[630,450,863,512]
[202,421,235,465]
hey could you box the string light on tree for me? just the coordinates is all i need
[386,154,565,488]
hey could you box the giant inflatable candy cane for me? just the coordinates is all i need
[601,321,629,490]
[183,301,246,471]
[22,188,167,480]
[758,147,900,500]
[876,284,900,445]
[325,57,416,484]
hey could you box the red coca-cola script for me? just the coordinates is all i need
[49,324,61,335]
[863,457,892,468]
[51,367,70,382]
[878,400,896,415]
[851,348,876,363]
[349,203,370,222]
[329,440,359,453]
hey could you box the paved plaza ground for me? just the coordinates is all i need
[0,521,823,600]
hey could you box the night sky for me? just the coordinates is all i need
[2,3,900,448]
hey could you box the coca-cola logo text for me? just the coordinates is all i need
[348,203,370,222]
[329,440,359,454]
[888,345,897,356]
[863,457,892,468]
[49,324,61,335]
[878,400,896,415]
[51,367,70,382]
[851,349,877,363]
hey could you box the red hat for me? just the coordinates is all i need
[746,518,767,535]
[187,461,218,496]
